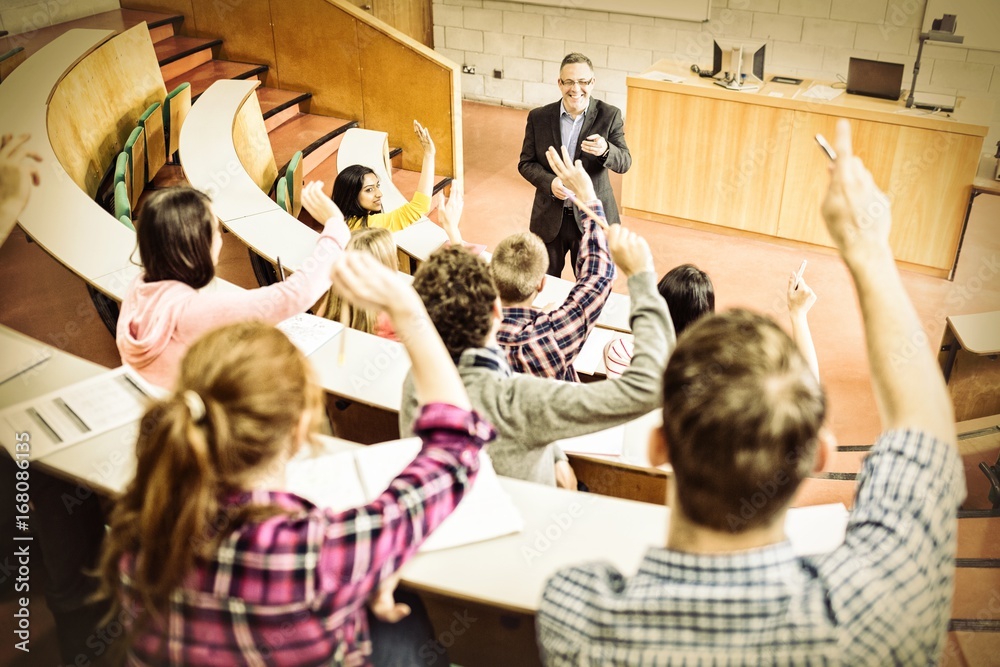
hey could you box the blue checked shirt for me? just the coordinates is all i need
[538,428,965,665]
[497,200,614,382]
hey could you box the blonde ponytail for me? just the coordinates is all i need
[97,322,322,626]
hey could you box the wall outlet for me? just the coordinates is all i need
[494,69,503,79]
[462,65,475,74]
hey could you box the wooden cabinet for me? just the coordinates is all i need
[344,0,432,46]
[623,62,989,276]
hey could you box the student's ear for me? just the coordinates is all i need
[812,426,837,474]
[537,275,546,293]
[648,427,670,468]
[492,297,503,321]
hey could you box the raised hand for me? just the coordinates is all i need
[607,225,654,277]
[545,145,596,202]
[301,181,349,245]
[787,273,818,319]
[413,120,436,156]
[821,119,892,265]
[437,180,464,245]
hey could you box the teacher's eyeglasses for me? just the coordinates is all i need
[559,78,594,88]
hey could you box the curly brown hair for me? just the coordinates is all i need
[412,246,497,359]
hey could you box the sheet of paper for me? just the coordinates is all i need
[276,313,344,357]
[0,336,52,385]
[800,84,842,101]
[640,71,685,83]
[573,329,632,376]
[555,424,625,457]
[288,438,523,552]
[785,503,849,556]
[0,367,157,460]
[392,218,448,261]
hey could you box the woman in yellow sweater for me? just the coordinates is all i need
[331,120,436,232]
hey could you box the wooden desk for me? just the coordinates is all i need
[623,62,991,277]
[940,311,1000,421]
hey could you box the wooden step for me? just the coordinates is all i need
[389,145,402,169]
[0,8,183,58]
[268,113,356,174]
[155,36,221,81]
[164,60,268,100]
[257,87,312,132]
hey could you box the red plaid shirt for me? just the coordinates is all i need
[497,200,614,382]
[119,403,495,666]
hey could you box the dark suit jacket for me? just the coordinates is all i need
[518,98,631,242]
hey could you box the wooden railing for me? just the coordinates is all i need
[120,0,462,181]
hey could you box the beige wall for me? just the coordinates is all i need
[432,0,1000,156]
[1,0,121,35]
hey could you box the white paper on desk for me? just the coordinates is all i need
[287,439,523,552]
[0,367,157,460]
[785,503,849,556]
[573,329,631,376]
[799,84,842,101]
[640,71,684,83]
[0,336,52,385]
[392,218,448,261]
[276,313,344,357]
[555,424,626,457]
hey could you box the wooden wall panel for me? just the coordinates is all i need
[47,23,166,195]
[357,21,457,176]
[778,114,900,250]
[270,0,364,124]
[623,87,791,236]
[190,0,278,87]
[233,91,278,193]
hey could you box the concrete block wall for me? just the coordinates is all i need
[1,0,121,36]
[432,0,1000,156]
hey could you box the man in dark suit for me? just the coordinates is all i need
[518,53,631,277]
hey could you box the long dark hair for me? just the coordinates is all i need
[135,187,215,288]
[657,264,715,336]
[332,164,377,225]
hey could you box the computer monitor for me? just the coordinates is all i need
[714,39,766,90]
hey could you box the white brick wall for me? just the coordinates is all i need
[433,0,1000,152]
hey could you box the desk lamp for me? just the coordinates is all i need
[906,14,964,109]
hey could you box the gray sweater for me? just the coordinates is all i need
[399,271,674,486]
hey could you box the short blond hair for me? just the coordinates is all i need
[490,232,548,303]
[323,228,399,333]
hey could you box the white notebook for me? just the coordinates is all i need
[287,438,523,552]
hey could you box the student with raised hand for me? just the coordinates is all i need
[97,255,494,667]
[321,120,436,232]
[399,178,674,488]
[116,186,349,388]
[491,145,615,381]
[537,119,961,665]
[604,263,714,378]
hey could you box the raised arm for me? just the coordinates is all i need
[413,120,437,200]
[787,273,819,381]
[822,120,953,443]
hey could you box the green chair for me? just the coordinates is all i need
[284,150,303,217]
[124,127,145,208]
[114,181,131,223]
[138,102,165,182]
[276,178,292,215]
[163,82,191,163]
[114,152,129,191]
[118,214,135,232]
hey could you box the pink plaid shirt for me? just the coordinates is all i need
[497,200,614,382]
[119,403,495,666]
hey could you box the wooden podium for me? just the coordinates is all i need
[623,61,991,277]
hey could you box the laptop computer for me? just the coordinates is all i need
[846,58,904,101]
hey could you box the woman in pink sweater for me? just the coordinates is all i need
[117,186,349,388]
